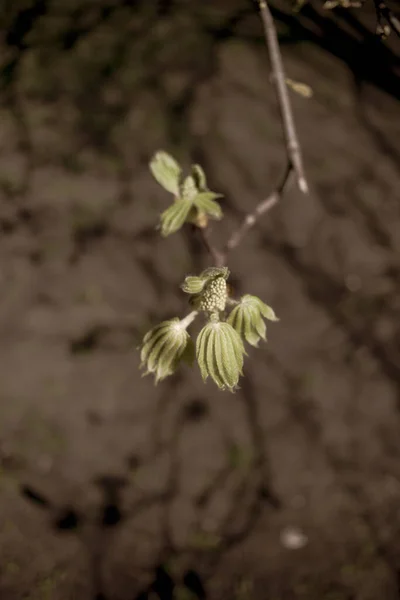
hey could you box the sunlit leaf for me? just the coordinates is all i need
[149,151,181,195]
[160,199,192,236]
[193,192,223,220]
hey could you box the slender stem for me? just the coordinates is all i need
[196,2,306,267]
[224,163,292,255]
[180,310,198,329]
[198,225,225,267]
[258,0,308,194]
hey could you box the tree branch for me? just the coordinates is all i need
[197,0,307,267]
[258,0,308,194]
[198,225,225,267]
[224,163,292,257]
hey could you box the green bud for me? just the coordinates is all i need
[182,267,230,313]
[140,317,195,383]
[181,267,229,295]
[198,276,228,313]
[150,151,181,195]
[196,321,245,392]
[227,294,278,347]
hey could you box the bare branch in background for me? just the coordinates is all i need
[224,163,292,256]
[149,0,308,268]
[258,0,309,194]
[197,1,308,266]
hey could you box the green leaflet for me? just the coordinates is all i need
[222,324,245,376]
[206,326,224,389]
[252,307,267,341]
[242,305,259,347]
[150,151,181,195]
[181,175,198,202]
[196,322,245,391]
[258,301,278,322]
[191,164,207,191]
[140,319,194,383]
[140,320,179,363]
[227,295,278,347]
[196,325,210,382]
[181,267,229,298]
[155,332,186,383]
[243,295,279,322]
[145,332,171,374]
[218,326,237,389]
[193,192,223,220]
[160,199,192,236]
[181,276,207,295]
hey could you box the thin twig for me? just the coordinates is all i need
[258,0,308,194]
[196,2,306,267]
[198,225,225,266]
[224,163,292,256]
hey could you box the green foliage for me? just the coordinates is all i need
[181,267,229,311]
[150,151,181,195]
[140,154,279,391]
[159,199,193,237]
[139,270,277,392]
[150,151,224,236]
[193,192,223,219]
[140,318,195,383]
[196,321,245,391]
[227,294,278,347]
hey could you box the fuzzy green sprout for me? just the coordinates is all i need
[150,151,223,236]
[139,152,279,392]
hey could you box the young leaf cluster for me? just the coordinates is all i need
[149,151,223,236]
[140,268,278,392]
[139,152,279,391]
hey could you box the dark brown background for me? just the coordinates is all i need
[1,1,400,598]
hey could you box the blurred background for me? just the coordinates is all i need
[1,0,400,598]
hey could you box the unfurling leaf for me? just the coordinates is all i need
[191,164,208,191]
[181,175,198,202]
[181,267,229,294]
[140,318,195,383]
[150,152,224,237]
[181,276,208,295]
[227,294,278,347]
[150,151,181,195]
[196,321,245,392]
[160,199,192,236]
[193,192,223,220]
